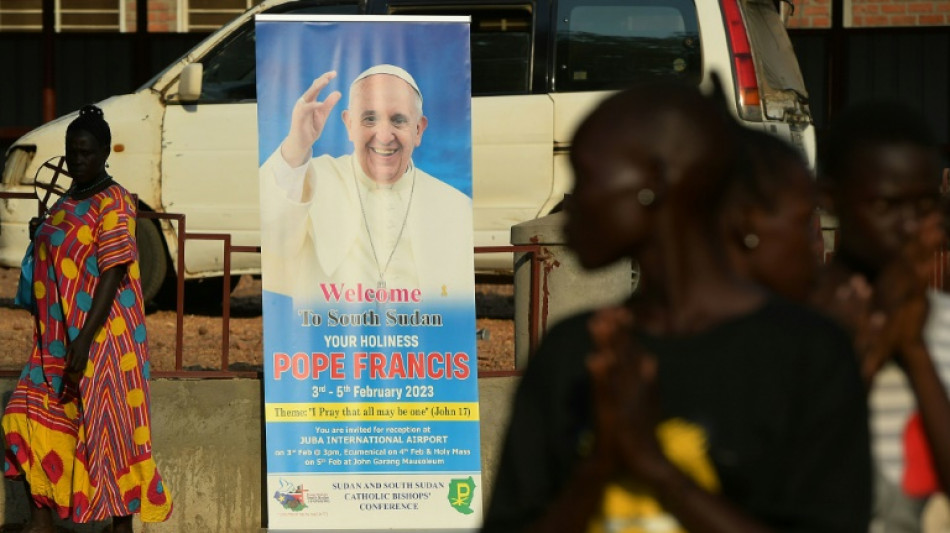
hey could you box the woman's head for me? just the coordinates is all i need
[819,102,942,277]
[726,128,819,300]
[65,104,111,183]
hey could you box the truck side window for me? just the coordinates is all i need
[199,22,257,102]
[388,5,533,95]
[195,3,361,103]
[471,8,533,95]
[555,0,700,92]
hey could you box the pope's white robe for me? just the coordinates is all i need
[260,151,474,305]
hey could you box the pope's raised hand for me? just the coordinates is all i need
[280,71,343,167]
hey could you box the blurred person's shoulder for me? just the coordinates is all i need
[749,295,859,372]
[758,295,851,336]
[521,311,598,383]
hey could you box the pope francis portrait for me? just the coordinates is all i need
[260,64,474,305]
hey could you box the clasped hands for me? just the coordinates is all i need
[586,307,670,485]
[822,211,944,382]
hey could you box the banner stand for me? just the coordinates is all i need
[256,14,482,531]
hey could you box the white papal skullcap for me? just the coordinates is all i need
[351,64,422,103]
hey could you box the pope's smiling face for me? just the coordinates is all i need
[343,74,427,185]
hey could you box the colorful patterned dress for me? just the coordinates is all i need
[1,183,173,523]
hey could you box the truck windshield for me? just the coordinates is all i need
[139,1,360,99]
[199,20,258,102]
[554,0,701,92]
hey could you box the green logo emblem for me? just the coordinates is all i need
[447,477,476,515]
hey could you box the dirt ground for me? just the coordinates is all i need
[0,267,516,375]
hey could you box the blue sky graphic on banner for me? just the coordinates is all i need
[255,15,480,531]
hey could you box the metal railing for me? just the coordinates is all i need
[142,220,541,378]
[0,190,543,378]
[8,184,950,381]
[137,211,263,378]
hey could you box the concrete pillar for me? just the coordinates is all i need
[510,212,635,370]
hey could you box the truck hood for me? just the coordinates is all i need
[10,90,165,209]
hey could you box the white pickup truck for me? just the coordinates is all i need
[0,0,814,301]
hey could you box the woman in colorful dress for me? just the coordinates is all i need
[2,105,172,532]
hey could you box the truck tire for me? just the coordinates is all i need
[184,276,241,314]
[136,217,169,304]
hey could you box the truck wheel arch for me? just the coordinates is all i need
[135,202,171,304]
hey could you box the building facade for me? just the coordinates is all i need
[0,0,947,158]
[789,0,950,28]
[0,0,263,33]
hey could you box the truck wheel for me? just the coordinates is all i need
[136,217,169,304]
[151,274,240,314]
[184,276,241,314]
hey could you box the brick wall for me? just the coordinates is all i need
[147,0,178,32]
[851,0,950,27]
[786,0,950,28]
[787,0,833,28]
[122,0,179,32]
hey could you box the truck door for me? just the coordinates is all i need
[161,19,261,276]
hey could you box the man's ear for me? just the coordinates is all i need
[415,115,428,147]
[729,203,760,248]
[641,155,670,207]
[341,110,355,142]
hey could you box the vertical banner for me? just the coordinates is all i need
[255,15,480,531]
